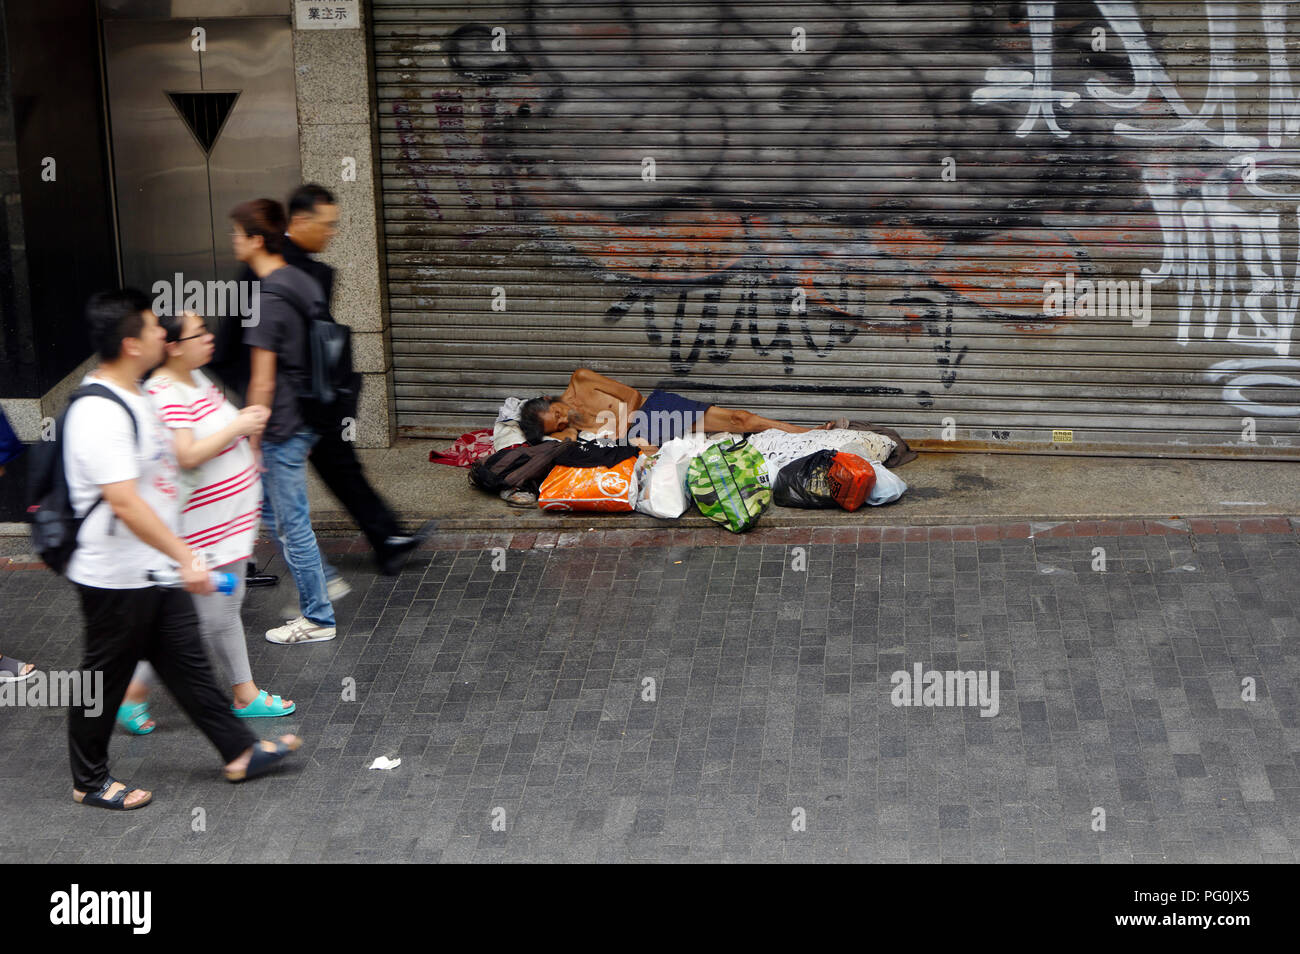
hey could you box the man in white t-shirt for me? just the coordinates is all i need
[64,290,301,811]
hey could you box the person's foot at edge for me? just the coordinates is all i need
[224,734,302,782]
[0,654,36,681]
[71,734,301,807]
[72,779,151,810]
[376,519,436,576]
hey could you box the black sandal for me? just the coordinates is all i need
[225,736,302,783]
[0,654,35,683]
[74,776,153,811]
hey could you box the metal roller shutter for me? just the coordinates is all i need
[370,0,1300,457]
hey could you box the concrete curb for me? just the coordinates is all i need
[285,504,1300,534]
[4,507,1299,538]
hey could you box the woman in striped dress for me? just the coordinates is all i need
[116,310,295,733]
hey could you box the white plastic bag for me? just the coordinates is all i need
[632,440,697,518]
[868,461,907,505]
[632,432,740,518]
[493,397,526,452]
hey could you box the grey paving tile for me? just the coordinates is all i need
[2,530,1298,862]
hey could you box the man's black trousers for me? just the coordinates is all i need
[69,584,256,791]
[309,424,400,553]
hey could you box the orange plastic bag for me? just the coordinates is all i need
[538,457,637,512]
[827,452,877,512]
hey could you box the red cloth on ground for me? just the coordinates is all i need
[429,428,495,468]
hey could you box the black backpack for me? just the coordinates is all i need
[208,270,360,431]
[26,384,139,574]
[468,440,572,493]
[261,272,361,433]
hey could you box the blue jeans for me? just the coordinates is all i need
[260,428,336,626]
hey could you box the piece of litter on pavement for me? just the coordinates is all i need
[369,755,401,771]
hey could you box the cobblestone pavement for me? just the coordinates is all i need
[1,518,1298,863]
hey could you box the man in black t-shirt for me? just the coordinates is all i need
[243,265,320,444]
[236,199,341,644]
[249,185,426,576]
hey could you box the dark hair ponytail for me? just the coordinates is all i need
[230,198,287,255]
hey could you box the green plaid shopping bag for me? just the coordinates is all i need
[687,438,771,533]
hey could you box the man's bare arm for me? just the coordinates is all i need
[572,368,641,409]
[246,347,277,462]
[100,480,213,594]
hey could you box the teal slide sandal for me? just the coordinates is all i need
[116,701,155,735]
[231,689,296,718]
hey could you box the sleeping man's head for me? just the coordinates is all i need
[520,395,570,443]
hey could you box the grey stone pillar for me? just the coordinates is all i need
[292,0,394,447]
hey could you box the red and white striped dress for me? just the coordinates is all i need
[145,369,261,569]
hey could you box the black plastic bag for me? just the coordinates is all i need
[773,450,838,508]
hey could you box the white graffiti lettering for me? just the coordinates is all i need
[979,2,1300,415]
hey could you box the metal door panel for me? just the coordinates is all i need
[103,17,300,296]
[200,18,300,279]
[104,19,213,290]
[101,1,288,15]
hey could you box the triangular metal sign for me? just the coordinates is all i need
[166,91,240,156]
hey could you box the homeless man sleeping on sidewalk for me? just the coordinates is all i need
[519,369,848,448]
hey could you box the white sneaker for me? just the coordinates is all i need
[266,616,337,645]
[280,577,352,620]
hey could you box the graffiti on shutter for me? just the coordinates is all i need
[382,2,1300,434]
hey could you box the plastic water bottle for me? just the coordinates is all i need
[147,569,238,595]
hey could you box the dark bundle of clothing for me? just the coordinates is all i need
[552,440,639,469]
[848,420,917,468]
